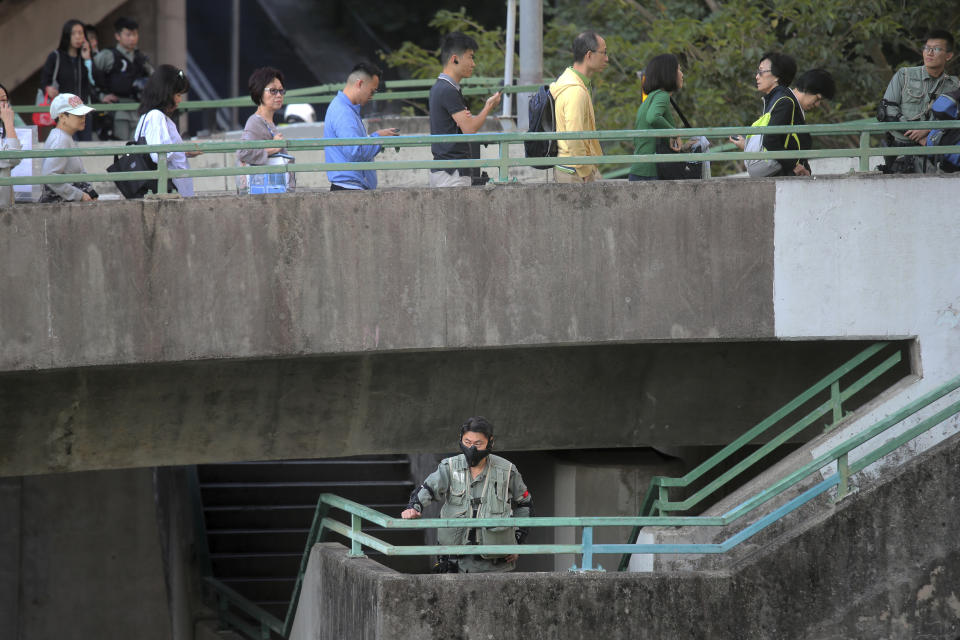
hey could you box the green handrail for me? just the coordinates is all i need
[2,120,959,195]
[197,369,960,639]
[10,79,539,115]
[615,342,904,570]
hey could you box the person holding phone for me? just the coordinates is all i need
[324,62,399,191]
[40,19,96,140]
[428,32,501,187]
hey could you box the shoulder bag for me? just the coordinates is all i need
[655,97,705,180]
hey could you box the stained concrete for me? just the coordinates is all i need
[0,340,909,477]
[9,468,173,640]
[290,432,960,640]
[0,181,775,373]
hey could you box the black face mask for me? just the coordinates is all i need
[459,443,491,467]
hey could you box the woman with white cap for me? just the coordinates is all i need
[39,92,98,202]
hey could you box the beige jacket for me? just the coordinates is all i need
[550,67,602,177]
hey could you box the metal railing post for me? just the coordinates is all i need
[157,153,169,195]
[658,485,669,516]
[835,453,851,502]
[827,380,843,431]
[497,138,511,182]
[858,132,871,172]
[581,526,594,570]
[349,514,364,557]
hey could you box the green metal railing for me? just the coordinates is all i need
[198,360,960,639]
[2,119,959,195]
[616,341,903,570]
[11,77,535,115]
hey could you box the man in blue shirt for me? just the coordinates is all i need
[324,62,399,190]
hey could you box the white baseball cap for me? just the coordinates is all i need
[50,93,94,119]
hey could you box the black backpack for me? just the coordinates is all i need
[524,84,557,169]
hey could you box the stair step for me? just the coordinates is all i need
[198,459,411,483]
[219,577,295,603]
[210,553,302,578]
[199,481,414,507]
[206,527,423,554]
[203,503,407,529]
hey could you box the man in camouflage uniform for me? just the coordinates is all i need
[402,417,533,573]
[880,30,959,172]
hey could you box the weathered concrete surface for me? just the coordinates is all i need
[290,432,960,640]
[3,468,174,640]
[0,340,908,476]
[0,181,775,372]
[773,175,960,477]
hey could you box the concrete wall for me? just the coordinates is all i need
[8,175,952,476]
[0,340,907,477]
[772,175,960,471]
[0,180,775,372]
[290,432,960,640]
[0,468,174,640]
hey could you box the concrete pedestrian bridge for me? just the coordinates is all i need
[1,174,957,477]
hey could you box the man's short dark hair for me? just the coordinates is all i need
[441,32,478,65]
[114,17,139,33]
[348,62,382,83]
[460,416,494,444]
[760,51,797,87]
[925,30,955,52]
[642,54,680,94]
[248,66,284,106]
[573,31,600,63]
[795,68,836,100]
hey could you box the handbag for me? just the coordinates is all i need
[32,51,60,128]
[107,136,159,198]
[655,97,705,180]
[745,96,797,178]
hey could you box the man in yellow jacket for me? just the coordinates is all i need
[550,31,608,183]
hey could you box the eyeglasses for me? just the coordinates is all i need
[591,49,609,56]
[757,67,773,76]
[266,88,286,96]
[922,45,947,54]
[811,94,825,108]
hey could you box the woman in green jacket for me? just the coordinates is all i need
[628,54,684,181]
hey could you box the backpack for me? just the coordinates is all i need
[524,84,557,169]
[926,127,960,172]
[931,88,960,121]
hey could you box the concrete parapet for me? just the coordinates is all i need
[290,432,960,639]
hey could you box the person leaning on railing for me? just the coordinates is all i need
[135,65,202,197]
[401,417,533,574]
[0,83,22,209]
[39,94,98,203]
[878,30,959,174]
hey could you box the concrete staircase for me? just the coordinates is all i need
[197,456,427,621]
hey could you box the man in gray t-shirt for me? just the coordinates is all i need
[427,32,501,187]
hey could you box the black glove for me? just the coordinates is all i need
[515,528,528,545]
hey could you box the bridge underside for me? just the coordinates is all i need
[0,340,910,477]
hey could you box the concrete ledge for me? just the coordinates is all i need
[0,180,775,373]
[290,432,960,639]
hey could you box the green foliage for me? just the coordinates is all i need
[382,0,960,160]
[382,8,516,112]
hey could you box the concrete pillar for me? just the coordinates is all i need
[0,478,22,635]
[517,0,543,129]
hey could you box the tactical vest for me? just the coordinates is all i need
[102,47,148,97]
[438,453,517,554]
